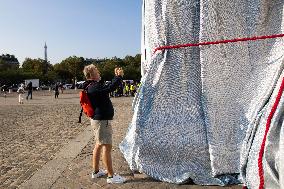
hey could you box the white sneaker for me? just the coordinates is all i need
[107,174,126,184]
[91,169,106,179]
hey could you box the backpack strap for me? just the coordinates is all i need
[78,81,94,124]
[84,81,94,91]
[78,107,83,123]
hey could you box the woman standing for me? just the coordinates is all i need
[83,64,126,184]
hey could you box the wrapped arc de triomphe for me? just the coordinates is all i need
[120,1,284,188]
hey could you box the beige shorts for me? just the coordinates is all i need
[91,120,113,144]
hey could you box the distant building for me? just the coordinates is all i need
[0,54,20,69]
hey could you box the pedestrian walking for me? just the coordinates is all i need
[54,83,59,99]
[17,83,25,104]
[26,81,33,100]
[1,84,8,98]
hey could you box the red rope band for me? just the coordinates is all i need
[258,77,284,189]
[153,34,284,54]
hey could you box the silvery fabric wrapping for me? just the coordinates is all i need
[201,0,284,180]
[120,0,284,186]
[240,71,284,189]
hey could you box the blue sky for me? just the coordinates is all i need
[0,0,142,64]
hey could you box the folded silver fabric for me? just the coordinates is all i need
[240,70,284,189]
[120,0,284,186]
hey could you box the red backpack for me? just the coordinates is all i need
[78,83,95,123]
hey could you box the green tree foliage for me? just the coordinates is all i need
[0,69,37,86]
[53,63,73,83]
[93,54,141,81]
[123,54,141,81]
[54,56,87,82]
[0,59,9,71]
[0,54,21,85]
[0,54,20,71]
[21,58,54,84]
[97,58,124,81]
[22,58,52,74]
[0,53,141,86]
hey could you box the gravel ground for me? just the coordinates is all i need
[0,90,242,189]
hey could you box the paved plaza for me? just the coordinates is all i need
[0,90,242,189]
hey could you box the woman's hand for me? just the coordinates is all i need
[115,67,124,77]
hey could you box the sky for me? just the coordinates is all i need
[0,0,142,65]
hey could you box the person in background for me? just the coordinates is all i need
[83,64,126,184]
[17,83,25,104]
[59,83,64,94]
[1,84,8,98]
[26,81,33,100]
[130,83,136,97]
[54,83,59,99]
[124,82,130,97]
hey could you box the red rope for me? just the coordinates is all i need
[258,77,284,189]
[153,34,284,54]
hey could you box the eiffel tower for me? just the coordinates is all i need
[44,42,48,75]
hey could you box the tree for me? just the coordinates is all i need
[0,53,142,86]
[122,54,141,81]
[93,54,141,81]
[0,54,20,71]
[0,69,37,86]
[53,62,70,83]
[99,59,117,81]
[0,59,10,71]
[55,56,87,83]
[22,58,52,75]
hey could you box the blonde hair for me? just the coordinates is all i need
[83,64,99,80]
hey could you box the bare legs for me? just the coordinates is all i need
[93,143,102,172]
[93,143,114,177]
